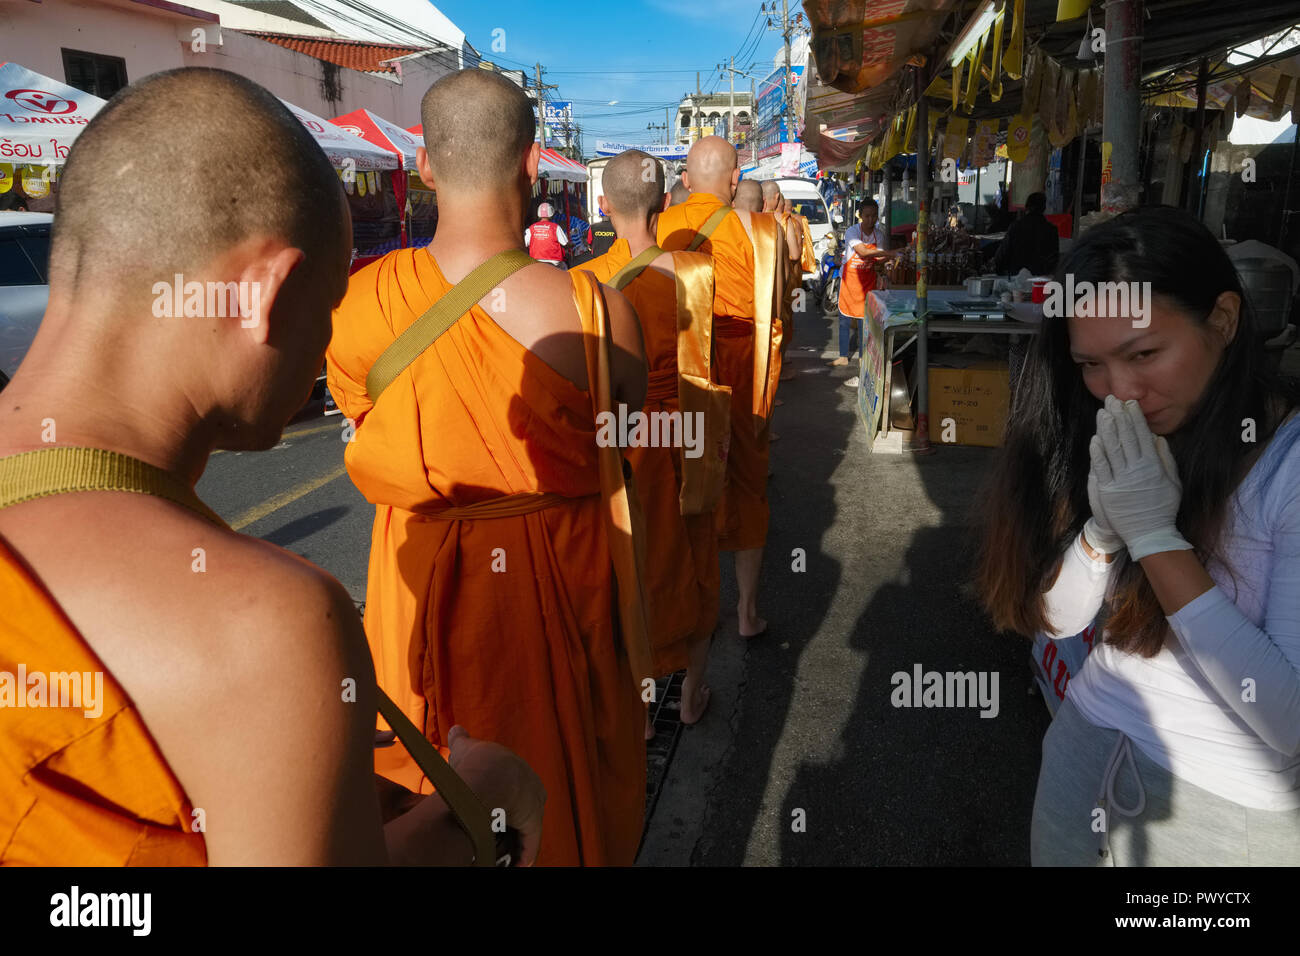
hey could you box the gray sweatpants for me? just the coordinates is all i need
[1031,696,1300,866]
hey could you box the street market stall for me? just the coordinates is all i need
[332,108,425,249]
[0,62,107,211]
[280,98,399,269]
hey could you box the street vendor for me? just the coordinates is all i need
[831,199,897,368]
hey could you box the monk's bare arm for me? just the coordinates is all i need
[152,547,388,865]
[784,221,802,261]
[603,285,648,413]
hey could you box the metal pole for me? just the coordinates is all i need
[1181,58,1209,211]
[729,57,736,144]
[1074,129,1087,229]
[535,63,547,149]
[913,66,933,454]
[1101,0,1142,213]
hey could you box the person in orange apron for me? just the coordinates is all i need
[832,200,896,369]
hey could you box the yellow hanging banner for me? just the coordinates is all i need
[989,10,1006,102]
[1022,51,1044,115]
[1006,112,1033,162]
[903,104,917,153]
[952,57,963,113]
[964,36,984,112]
[943,116,969,160]
[21,165,50,199]
[1004,0,1025,80]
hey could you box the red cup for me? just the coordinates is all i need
[1031,278,1050,304]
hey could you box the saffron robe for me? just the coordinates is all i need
[326,248,646,866]
[659,195,782,551]
[0,537,207,865]
[582,241,721,674]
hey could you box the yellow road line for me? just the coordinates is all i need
[229,463,349,532]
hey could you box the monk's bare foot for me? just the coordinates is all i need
[827,356,849,367]
[645,710,656,741]
[770,432,780,441]
[680,677,711,725]
[775,397,785,406]
[779,371,796,381]
[738,612,767,639]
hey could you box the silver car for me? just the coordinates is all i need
[0,211,52,391]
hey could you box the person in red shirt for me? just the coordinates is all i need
[525,202,568,267]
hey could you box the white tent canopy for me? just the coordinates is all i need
[0,61,106,166]
[279,98,398,171]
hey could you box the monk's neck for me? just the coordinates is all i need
[609,213,658,258]
[0,310,215,485]
[426,190,530,273]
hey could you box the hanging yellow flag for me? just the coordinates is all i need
[0,163,11,194]
[1271,75,1292,121]
[1006,112,1033,162]
[1055,68,1074,137]
[1005,0,1025,80]
[1038,57,1059,133]
[1022,51,1043,115]
[943,116,969,160]
[21,165,50,199]
[973,119,998,166]
[1049,94,1077,147]
[964,36,984,113]
[903,104,917,152]
[952,57,963,113]
[989,10,1006,102]
[1079,69,1098,129]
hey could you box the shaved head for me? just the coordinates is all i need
[733,180,763,212]
[421,69,535,189]
[760,180,781,211]
[51,68,346,295]
[601,149,664,218]
[670,181,690,205]
[684,135,738,198]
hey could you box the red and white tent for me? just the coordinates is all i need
[280,98,397,171]
[331,108,423,170]
[0,61,106,165]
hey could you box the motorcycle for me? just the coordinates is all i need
[818,229,842,316]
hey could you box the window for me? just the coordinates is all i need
[62,49,127,99]
[789,199,828,224]
[0,234,51,286]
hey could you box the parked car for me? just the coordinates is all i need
[771,176,835,283]
[0,211,52,391]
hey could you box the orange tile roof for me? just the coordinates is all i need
[244,32,426,75]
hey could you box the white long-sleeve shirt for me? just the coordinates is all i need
[1043,411,1300,810]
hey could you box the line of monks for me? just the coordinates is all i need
[0,67,815,866]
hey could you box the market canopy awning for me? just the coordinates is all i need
[331,108,423,170]
[280,98,397,171]
[404,125,586,180]
[0,61,106,166]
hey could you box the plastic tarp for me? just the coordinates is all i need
[331,108,423,170]
[0,61,106,166]
[280,98,397,171]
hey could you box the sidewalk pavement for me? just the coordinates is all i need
[638,305,1054,866]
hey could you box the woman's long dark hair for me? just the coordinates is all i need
[977,205,1300,656]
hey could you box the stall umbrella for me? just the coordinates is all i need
[0,61,107,202]
[332,108,423,248]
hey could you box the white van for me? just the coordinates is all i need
[772,177,836,281]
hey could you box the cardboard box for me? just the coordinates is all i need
[927,361,1010,448]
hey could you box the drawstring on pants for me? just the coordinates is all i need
[1097,732,1147,860]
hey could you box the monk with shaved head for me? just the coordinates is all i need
[670,180,691,206]
[0,67,544,865]
[580,150,723,733]
[733,179,763,212]
[327,68,651,866]
[657,136,785,640]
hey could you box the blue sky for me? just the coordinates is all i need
[441,0,786,153]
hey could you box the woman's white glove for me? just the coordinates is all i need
[1089,394,1193,561]
[1083,467,1126,555]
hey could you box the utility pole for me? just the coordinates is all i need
[718,57,749,145]
[535,63,546,148]
[764,1,806,148]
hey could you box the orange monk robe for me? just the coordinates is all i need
[796,214,817,276]
[658,194,779,553]
[326,249,645,867]
[581,240,720,676]
[0,538,207,865]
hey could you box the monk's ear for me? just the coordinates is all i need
[239,245,305,347]
[660,192,670,214]
[681,170,691,192]
[416,146,436,192]
[525,142,541,186]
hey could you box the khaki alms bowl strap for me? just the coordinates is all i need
[609,244,663,291]
[375,689,497,867]
[687,206,731,252]
[0,446,226,528]
[365,249,535,403]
